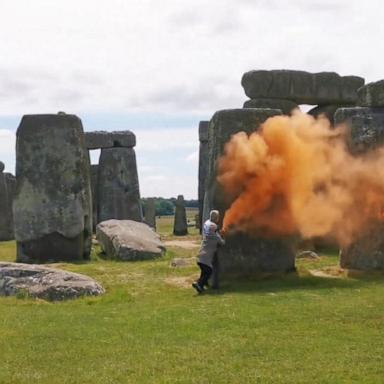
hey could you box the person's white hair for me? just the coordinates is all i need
[209,210,219,220]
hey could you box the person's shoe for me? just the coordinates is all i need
[192,282,203,294]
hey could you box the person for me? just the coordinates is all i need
[192,210,225,294]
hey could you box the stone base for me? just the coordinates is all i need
[16,232,89,263]
[217,232,296,275]
[340,223,384,270]
[173,229,188,236]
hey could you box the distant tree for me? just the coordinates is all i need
[155,199,174,216]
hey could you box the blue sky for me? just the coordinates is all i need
[0,0,383,198]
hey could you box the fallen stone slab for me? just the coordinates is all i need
[243,98,298,114]
[85,131,136,149]
[357,79,384,107]
[0,262,105,301]
[96,219,165,261]
[241,70,364,105]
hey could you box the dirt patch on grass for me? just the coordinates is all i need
[164,275,196,289]
[164,240,200,249]
[309,266,345,279]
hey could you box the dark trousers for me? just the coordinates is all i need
[197,262,213,288]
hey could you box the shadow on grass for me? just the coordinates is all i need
[207,273,374,295]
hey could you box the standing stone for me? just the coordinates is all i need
[198,121,209,233]
[13,114,92,263]
[357,80,384,107]
[144,198,156,230]
[173,195,188,236]
[98,147,143,223]
[204,109,295,275]
[4,172,16,240]
[335,107,384,269]
[334,107,384,154]
[0,162,12,241]
[241,70,364,105]
[243,98,298,115]
[90,164,99,232]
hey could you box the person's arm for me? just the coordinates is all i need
[216,230,225,245]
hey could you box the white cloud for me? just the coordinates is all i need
[135,128,198,151]
[0,0,381,115]
[0,129,15,154]
[185,150,198,163]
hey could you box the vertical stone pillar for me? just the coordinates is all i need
[13,114,92,263]
[198,121,209,233]
[98,146,143,223]
[0,162,12,241]
[335,107,384,269]
[173,195,188,236]
[204,108,296,275]
[90,164,99,232]
[145,198,156,230]
[5,172,16,240]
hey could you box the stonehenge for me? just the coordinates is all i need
[98,147,142,223]
[13,114,92,263]
[0,162,16,241]
[203,108,296,275]
[335,106,384,270]
[85,130,143,228]
[173,195,188,236]
[241,70,364,105]
[198,121,209,233]
[243,98,298,115]
[144,198,156,229]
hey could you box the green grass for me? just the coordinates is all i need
[0,219,384,383]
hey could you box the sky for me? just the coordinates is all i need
[0,0,383,198]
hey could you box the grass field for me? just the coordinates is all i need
[0,210,384,383]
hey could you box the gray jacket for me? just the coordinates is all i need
[197,219,225,268]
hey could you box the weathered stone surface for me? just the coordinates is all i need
[0,262,104,301]
[340,223,384,270]
[241,70,364,105]
[198,121,209,233]
[335,107,384,269]
[334,107,384,153]
[0,166,11,241]
[90,164,99,232]
[85,131,136,149]
[96,219,165,260]
[204,108,295,274]
[307,104,353,125]
[243,98,298,114]
[98,147,143,223]
[173,195,188,236]
[13,114,92,263]
[4,173,16,240]
[144,198,156,229]
[357,80,384,107]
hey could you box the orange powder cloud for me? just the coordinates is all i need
[217,111,384,247]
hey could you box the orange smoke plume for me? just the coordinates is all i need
[218,111,384,246]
